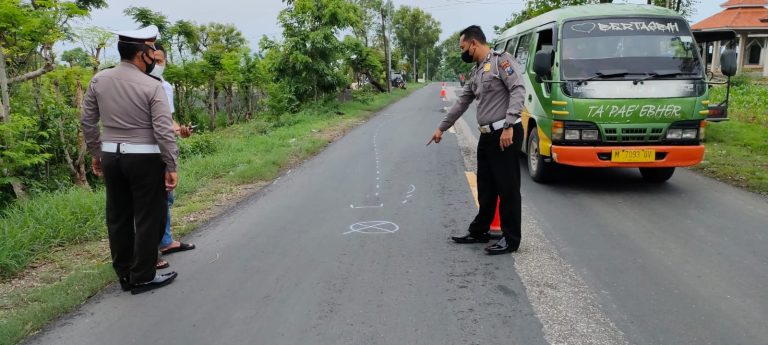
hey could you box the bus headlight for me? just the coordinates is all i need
[666,129,682,139]
[682,129,698,139]
[565,129,580,140]
[581,130,599,141]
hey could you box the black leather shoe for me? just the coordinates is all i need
[484,237,517,255]
[131,272,178,295]
[119,276,131,292]
[452,233,490,244]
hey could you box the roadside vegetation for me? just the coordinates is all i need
[1,0,440,343]
[0,86,421,345]
[697,76,768,195]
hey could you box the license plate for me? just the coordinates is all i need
[611,149,655,163]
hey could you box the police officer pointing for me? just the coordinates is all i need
[81,25,180,294]
[428,25,526,255]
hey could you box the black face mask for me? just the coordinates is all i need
[461,44,475,63]
[141,47,156,74]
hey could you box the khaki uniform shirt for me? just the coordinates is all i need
[81,62,179,172]
[439,51,526,132]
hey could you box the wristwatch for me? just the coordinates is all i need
[503,122,513,129]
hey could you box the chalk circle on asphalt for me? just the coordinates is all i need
[343,221,399,235]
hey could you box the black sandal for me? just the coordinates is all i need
[156,259,170,269]
[160,242,196,255]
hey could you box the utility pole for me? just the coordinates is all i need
[426,48,429,82]
[381,3,391,93]
[413,46,417,83]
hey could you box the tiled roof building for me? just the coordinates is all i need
[693,0,768,75]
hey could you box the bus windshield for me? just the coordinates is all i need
[560,18,702,80]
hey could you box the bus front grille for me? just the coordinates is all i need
[602,126,665,143]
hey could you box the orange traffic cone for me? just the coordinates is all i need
[489,197,502,237]
[440,88,446,99]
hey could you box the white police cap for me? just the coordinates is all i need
[112,25,159,41]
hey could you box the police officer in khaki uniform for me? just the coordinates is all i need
[81,25,180,294]
[428,25,526,255]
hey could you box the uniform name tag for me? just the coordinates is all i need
[484,63,491,72]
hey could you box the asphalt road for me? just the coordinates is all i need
[25,84,768,345]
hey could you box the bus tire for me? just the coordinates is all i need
[527,129,552,183]
[639,167,675,183]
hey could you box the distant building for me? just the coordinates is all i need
[692,0,768,76]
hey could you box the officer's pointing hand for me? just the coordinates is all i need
[500,128,514,151]
[427,129,444,146]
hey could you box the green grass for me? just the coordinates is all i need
[0,263,114,345]
[696,79,768,195]
[709,82,768,126]
[0,189,105,276]
[696,120,768,195]
[0,86,421,345]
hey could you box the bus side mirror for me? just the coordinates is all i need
[533,50,553,83]
[720,49,737,77]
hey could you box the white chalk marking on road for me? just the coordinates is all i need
[209,253,220,264]
[407,184,416,194]
[343,221,399,235]
[350,204,384,209]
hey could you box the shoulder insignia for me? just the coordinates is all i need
[500,58,514,76]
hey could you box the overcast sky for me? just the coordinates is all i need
[61,0,722,59]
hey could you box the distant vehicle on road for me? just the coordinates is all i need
[391,72,407,89]
[495,4,737,182]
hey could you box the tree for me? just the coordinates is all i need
[123,6,170,44]
[71,26,114,74]
[648,0,699,18]
[61,47,92,68]
[196,22,247,129]
[343,36,386,92]
[495,0,594,35]
[263,0,362,103]
[437,31,473,81]
[0,0,104,198]
[1,0,91,123]
[168,20,199,63]
[392,6,440,82]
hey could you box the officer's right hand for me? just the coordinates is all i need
[427,129,444,146]
[165,172,178,191]
[92,157,103,177]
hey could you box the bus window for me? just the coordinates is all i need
[505,37,519,55]
[535,28,554,55]
[515,33,532,67]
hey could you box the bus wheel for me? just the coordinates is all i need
[639,167,675,183]
[527,129,552,183]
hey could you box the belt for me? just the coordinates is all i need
[478,118,521,134]
[102,142,160,154]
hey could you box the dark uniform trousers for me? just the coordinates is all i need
[468,122,524,249]
[102,151,168,284]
